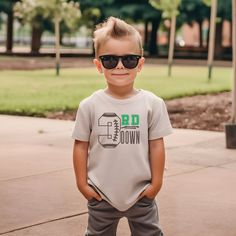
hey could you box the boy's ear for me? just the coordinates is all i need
[93,59,103,73]
[137,57,145,72]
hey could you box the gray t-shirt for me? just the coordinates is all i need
[72,89,172,211]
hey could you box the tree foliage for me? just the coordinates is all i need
[179,0,210,25]
[0,0,19,14]
[203,0,232,21]
[149,0,181,18]
[14,0,81,53]
[14,0,81,31]
[217,0,232,21]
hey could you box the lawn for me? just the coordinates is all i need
[0,65,233,116]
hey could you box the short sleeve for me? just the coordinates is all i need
[148,98,173,140]
[72,100,91,141]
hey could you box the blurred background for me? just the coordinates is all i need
[0,0,233,60]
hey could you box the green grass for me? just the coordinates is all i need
[0,65,233,116]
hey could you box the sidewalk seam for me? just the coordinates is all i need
[165,161,236,178]
[165,167,207,178]
[0,211,88,235]
[0,168,73,183]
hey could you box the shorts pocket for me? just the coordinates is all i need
[87,198,103,208]
[139,196,155,205]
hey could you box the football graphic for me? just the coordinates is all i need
[98,113,121,148]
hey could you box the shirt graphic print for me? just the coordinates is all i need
[98,113,140,148]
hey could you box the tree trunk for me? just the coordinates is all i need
[31,25,43,54]
[229,21,232,48]
[148,19,160,56]
[206,24,210,48]
[198,20,203,47]
[168,14,176,77]
[144,20,149,46]
[55,17,61,76]
[6,10,13,52]
[207,0,217,80]
[214,21,223,59]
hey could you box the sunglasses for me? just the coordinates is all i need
[99,54,141,69]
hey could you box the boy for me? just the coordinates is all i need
[72,17,172,236]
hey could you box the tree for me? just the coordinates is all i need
[52,0,81,75]
[0,0,19,52]
[179,0,210,47]
[150,0,181,76]
[204,0,232,59]
[215,0,232,57]
[14,1,52,53]
[14,0,81,76]
[203,0,217,80]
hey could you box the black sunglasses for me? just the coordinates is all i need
[99,54,141,69]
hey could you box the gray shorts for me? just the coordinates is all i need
[85,197,163,236]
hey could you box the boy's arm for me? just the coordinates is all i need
[140,138,165,199]
[73,140,102,201]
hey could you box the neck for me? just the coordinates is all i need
[105,84,138,99]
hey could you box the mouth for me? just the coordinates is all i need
[111,73,129,76]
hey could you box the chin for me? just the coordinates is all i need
[107,79,134,85]
[108,82,134,88]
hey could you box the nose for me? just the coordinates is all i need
[116,58,124,69]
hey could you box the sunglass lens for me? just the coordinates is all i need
[122,55,139,69]
[101,56,118,69]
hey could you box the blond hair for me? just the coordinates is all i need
[93,17,143,58]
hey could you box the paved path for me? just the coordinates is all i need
[0,115,235,236]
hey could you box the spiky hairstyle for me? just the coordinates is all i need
[93,17,143,58]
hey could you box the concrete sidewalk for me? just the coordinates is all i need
[0,115,235,236]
